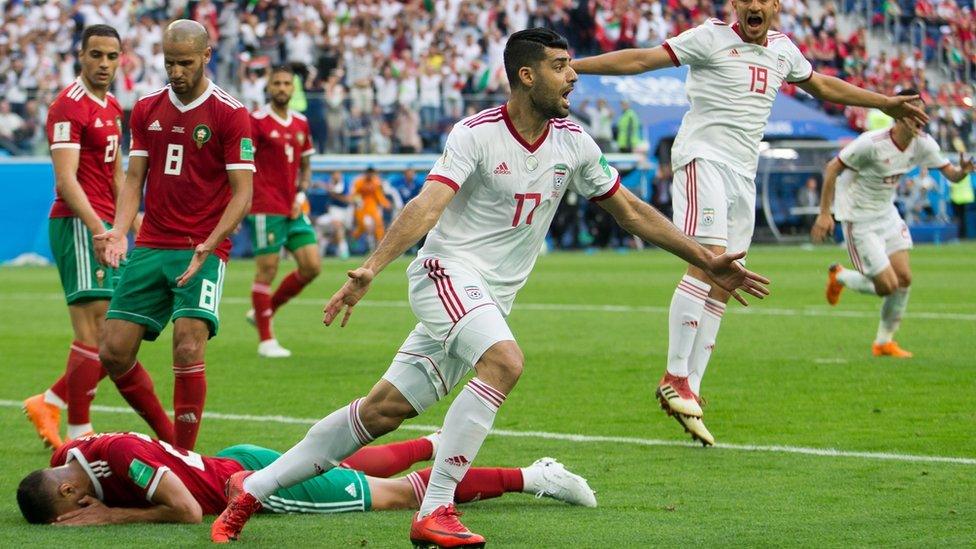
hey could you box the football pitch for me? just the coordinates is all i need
[1,243,974,547]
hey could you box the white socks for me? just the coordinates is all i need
[837,268,877,295]
[67,423,93,439]
[43,389,67,409]
[243,398,373,500]
[666,276,710,378]
[688,298,725,395]
[418,378,504,517]
[876,288,910,344]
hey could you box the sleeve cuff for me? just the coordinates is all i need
[301,149,315,157]
[788,71,814,84]
[589,176,621,202]
[50,143,81,150]
[427,174,460,192]
[145,466,170,502]
[226,163,256,171]
[661,42,680,67]
[129,150,149,157]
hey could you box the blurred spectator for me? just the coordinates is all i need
[796,177,820,209]
[583,98,615,152]
[394,103,422,154]
[313,170,353,259]
[0,99,27,155]
[615,100,641,153]
[350,166,391,249]
[345,105,371,154]
[391,168,423,206]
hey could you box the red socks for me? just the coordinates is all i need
[65,341,108,426]
[340,437,434,478]
[408,467,524,504]
[173,362,206,450]
[251,282,274,342]
[113,362,174,443]
[271,271,309,312]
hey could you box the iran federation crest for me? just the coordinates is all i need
[702,208,715,227]
[552,163,568,198]
[464,286,483,300]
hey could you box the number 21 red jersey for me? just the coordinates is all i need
[128,80,254,260]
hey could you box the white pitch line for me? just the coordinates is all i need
[3,292,975,322]
[3,400,973,466]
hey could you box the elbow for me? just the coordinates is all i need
[618,213,642,234]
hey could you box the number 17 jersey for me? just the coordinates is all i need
[421,104,619,313]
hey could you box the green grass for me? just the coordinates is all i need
[1,243,974,547]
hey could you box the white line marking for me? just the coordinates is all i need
[3,293,975,322]
[813,358,849,364]
[4,400,973,466]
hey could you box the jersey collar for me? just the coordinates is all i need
[731,22,769,47]
[265,104,293,127]
[66,448,105,500]
[74,77,108,108]
[168,79,215,113]
[500,104,550,154]
[888,128,912,152]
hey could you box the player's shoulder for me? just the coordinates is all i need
[210,83,247,113]
[250,108,269,121]
[549,117,587,149]
[458,105,505,133]
[766,28,801,50]
[291,110,307,122]
[49,81,89,113]
[134,85,170,109]
[549,117,583,135]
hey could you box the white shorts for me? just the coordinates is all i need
[315,207,353,232]
[672,158,756,254]
[841,211,913,277]
[382,256,515,414]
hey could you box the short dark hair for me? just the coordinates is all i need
[270,64,295,78]
[17,470,58,524]
[503,27,569,89]
[81,24,121,51]
[897,88,920,97]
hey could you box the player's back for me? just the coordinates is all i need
[420,105,619,312]
[46,78,123,222]
[52,432,243,514]
[250,107,313,215]
[129,81,254,259]
[665,19,813,178]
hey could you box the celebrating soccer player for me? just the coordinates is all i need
[246,65,320,358]
[93,20,254,451]
[570,0,929,446]
[211,28,769,546]
[23,25,167,450]
[17,431,594,526]
[812,90,974,358]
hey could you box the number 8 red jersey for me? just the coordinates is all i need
[46,78,123,222]
[128,81,254,260]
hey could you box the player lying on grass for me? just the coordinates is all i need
[811,90,974,358]
[16,431,595,525]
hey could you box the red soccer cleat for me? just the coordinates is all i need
[211,471,262,543]
[656,373,703,418]
[410,504,486,549]
[23,394,63,450]
[826,264,845,306]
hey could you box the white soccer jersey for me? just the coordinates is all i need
[834,128,948,222]
[421,105,620,313]
[664,19,813,178]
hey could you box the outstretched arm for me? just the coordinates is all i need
[571,46,677,75]
[597,187,770,305]
[940,153,974,183]
[54,472,202,525]
[797,73,928,125]
[811,157,845,243]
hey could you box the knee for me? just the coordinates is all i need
[255,264,277,284]
[299,262,321,280]
[874,279,896,296]
[173,338,205,365]
[482,346,524,387]
[897,272,912,289]
[359,394,415,437]
[99,339,131,376]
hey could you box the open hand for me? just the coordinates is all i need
[959,152,974,174]
[92,228,127,268]
[703,251,770,306]
[323,267,375,327]
[881,95,929,127]
[175,244,212,287]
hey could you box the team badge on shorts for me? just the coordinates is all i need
[193,124,212,148]
[464,286,484,300]
[702,208,715,227]
[95,268,105,288]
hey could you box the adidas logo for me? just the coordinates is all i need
[149,120,163,131]
[493,162,511,175]
[344,483,357,497]
[682,320,699,328]
[94,118,104,128]
[729,48,740,57]
[445,455,470,467]
[176,412,198,423]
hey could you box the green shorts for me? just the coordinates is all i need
[49,217,120,305]
[248,214,317,256]
[106,247,226,341]
[217,444,372,513]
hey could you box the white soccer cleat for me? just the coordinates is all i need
[245,308,256,326]
[526,457,597,508]
[257,339,291,358]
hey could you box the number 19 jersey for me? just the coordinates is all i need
[663,19,813,178]
[128,80,254,260]
[421,104,619,312]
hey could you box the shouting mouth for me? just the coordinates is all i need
[561,87,573,108]
[746,14,764,30]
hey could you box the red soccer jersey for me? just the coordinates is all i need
[250,105,315,215]
[129,81,254,260]
[51,432,244,515]
[46,78,123,222]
